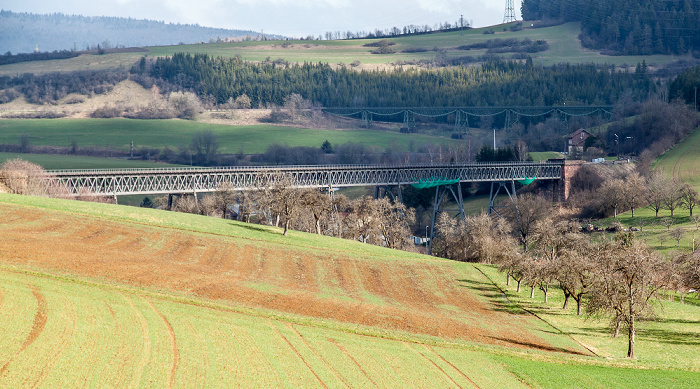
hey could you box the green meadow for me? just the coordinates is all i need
[0,118,456,155]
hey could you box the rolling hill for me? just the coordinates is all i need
[0,22,694,77]
[0,193,698,387]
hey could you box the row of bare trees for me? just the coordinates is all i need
[168,174,417,250]
[435,194,699,359]
[580,168,699,219]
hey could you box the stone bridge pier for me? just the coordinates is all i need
[551,160,585,202]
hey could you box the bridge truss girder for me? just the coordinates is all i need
[43,163,563,197]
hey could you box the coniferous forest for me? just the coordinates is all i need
[145,53,655,108]
[521,0,700,55]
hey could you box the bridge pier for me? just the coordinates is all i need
[375,184,402,203]
[428,182,465,255]
[487,181,517,217]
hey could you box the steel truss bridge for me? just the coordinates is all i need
[41,161,564,255]
[322,106,613,130]
[43,162,563,197]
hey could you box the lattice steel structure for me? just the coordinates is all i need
[323,106,613,130]
[503,0,517,23]
[43,162,563,197]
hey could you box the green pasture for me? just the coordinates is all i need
[0,52,143,76]
[477,264,700,371]
[0,152,185,170]
[529,151,565,162]
[0,118,456,155]
[593,206,700,255]
[654,127,700,192]
[146,22,685,69]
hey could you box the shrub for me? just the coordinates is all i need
[168,91,202,119]
[0,158,47,195]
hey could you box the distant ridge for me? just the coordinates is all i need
[0,10,276,54]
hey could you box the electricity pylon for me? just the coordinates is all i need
[503,0,517,23]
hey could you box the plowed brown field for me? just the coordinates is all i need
[0,203,585,355]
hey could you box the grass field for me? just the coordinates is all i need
[653,127,700,192]
[142,22,690,69]
[0,152,185,170]
[0,193,699,387]
[0,23,691,77]
[0,118,457,155]
[529,151,565,162]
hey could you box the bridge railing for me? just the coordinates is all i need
[44,161,561,176]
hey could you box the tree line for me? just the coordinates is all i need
[521,0,700,56]
[0,10,260,54]
[433,192,699,359]
[144,53,654,107]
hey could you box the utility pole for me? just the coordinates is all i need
[503,0,516,24]
[460,14,464,36]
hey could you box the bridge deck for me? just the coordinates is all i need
[42,162,563,196]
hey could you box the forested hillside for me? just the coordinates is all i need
[521,0,700,55]
[0,10,261,54]
[145,53,655,107]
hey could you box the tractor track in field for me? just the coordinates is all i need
[0,204,585,357]
[426,345,480,389]
[407,343,465,388]
[0,284,47,376]
[287,323,351,388]
[328,338,379,388]
[271,323,327,388]
[147,299,180,389]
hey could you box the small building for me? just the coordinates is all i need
[567,128,592,156]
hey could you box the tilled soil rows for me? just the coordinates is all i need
[0,205,578,353]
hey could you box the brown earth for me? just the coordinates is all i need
[0,203,588,355]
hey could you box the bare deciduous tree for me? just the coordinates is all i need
[211,181,237,218]
[670,227,685,247]
[298,189,333,235]
[599,178,627,218]
[680,184,699,217]
[190,130,219,166]
[506,193,551,252]
[662,179,683,217]
[586,240,672,359]
[645,171,670,217]
[0,158,47,196]
[436,212,517,263]
[262,173,304,236]
[622,172,647,218]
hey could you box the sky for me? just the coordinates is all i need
[2,0,523,37]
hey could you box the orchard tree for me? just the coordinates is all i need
[506,193,551,252]
[680,184,699,216]
[599,178,627,218]
[586,239,672,359]
[661,179,683,217]
[645,171,670,217]
[622,172,647,218]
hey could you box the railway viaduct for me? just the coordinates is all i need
[32,160,583,251]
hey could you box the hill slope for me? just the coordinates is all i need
[0,10,262,54]
[1,194,699,387]
[654,127,700,191]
